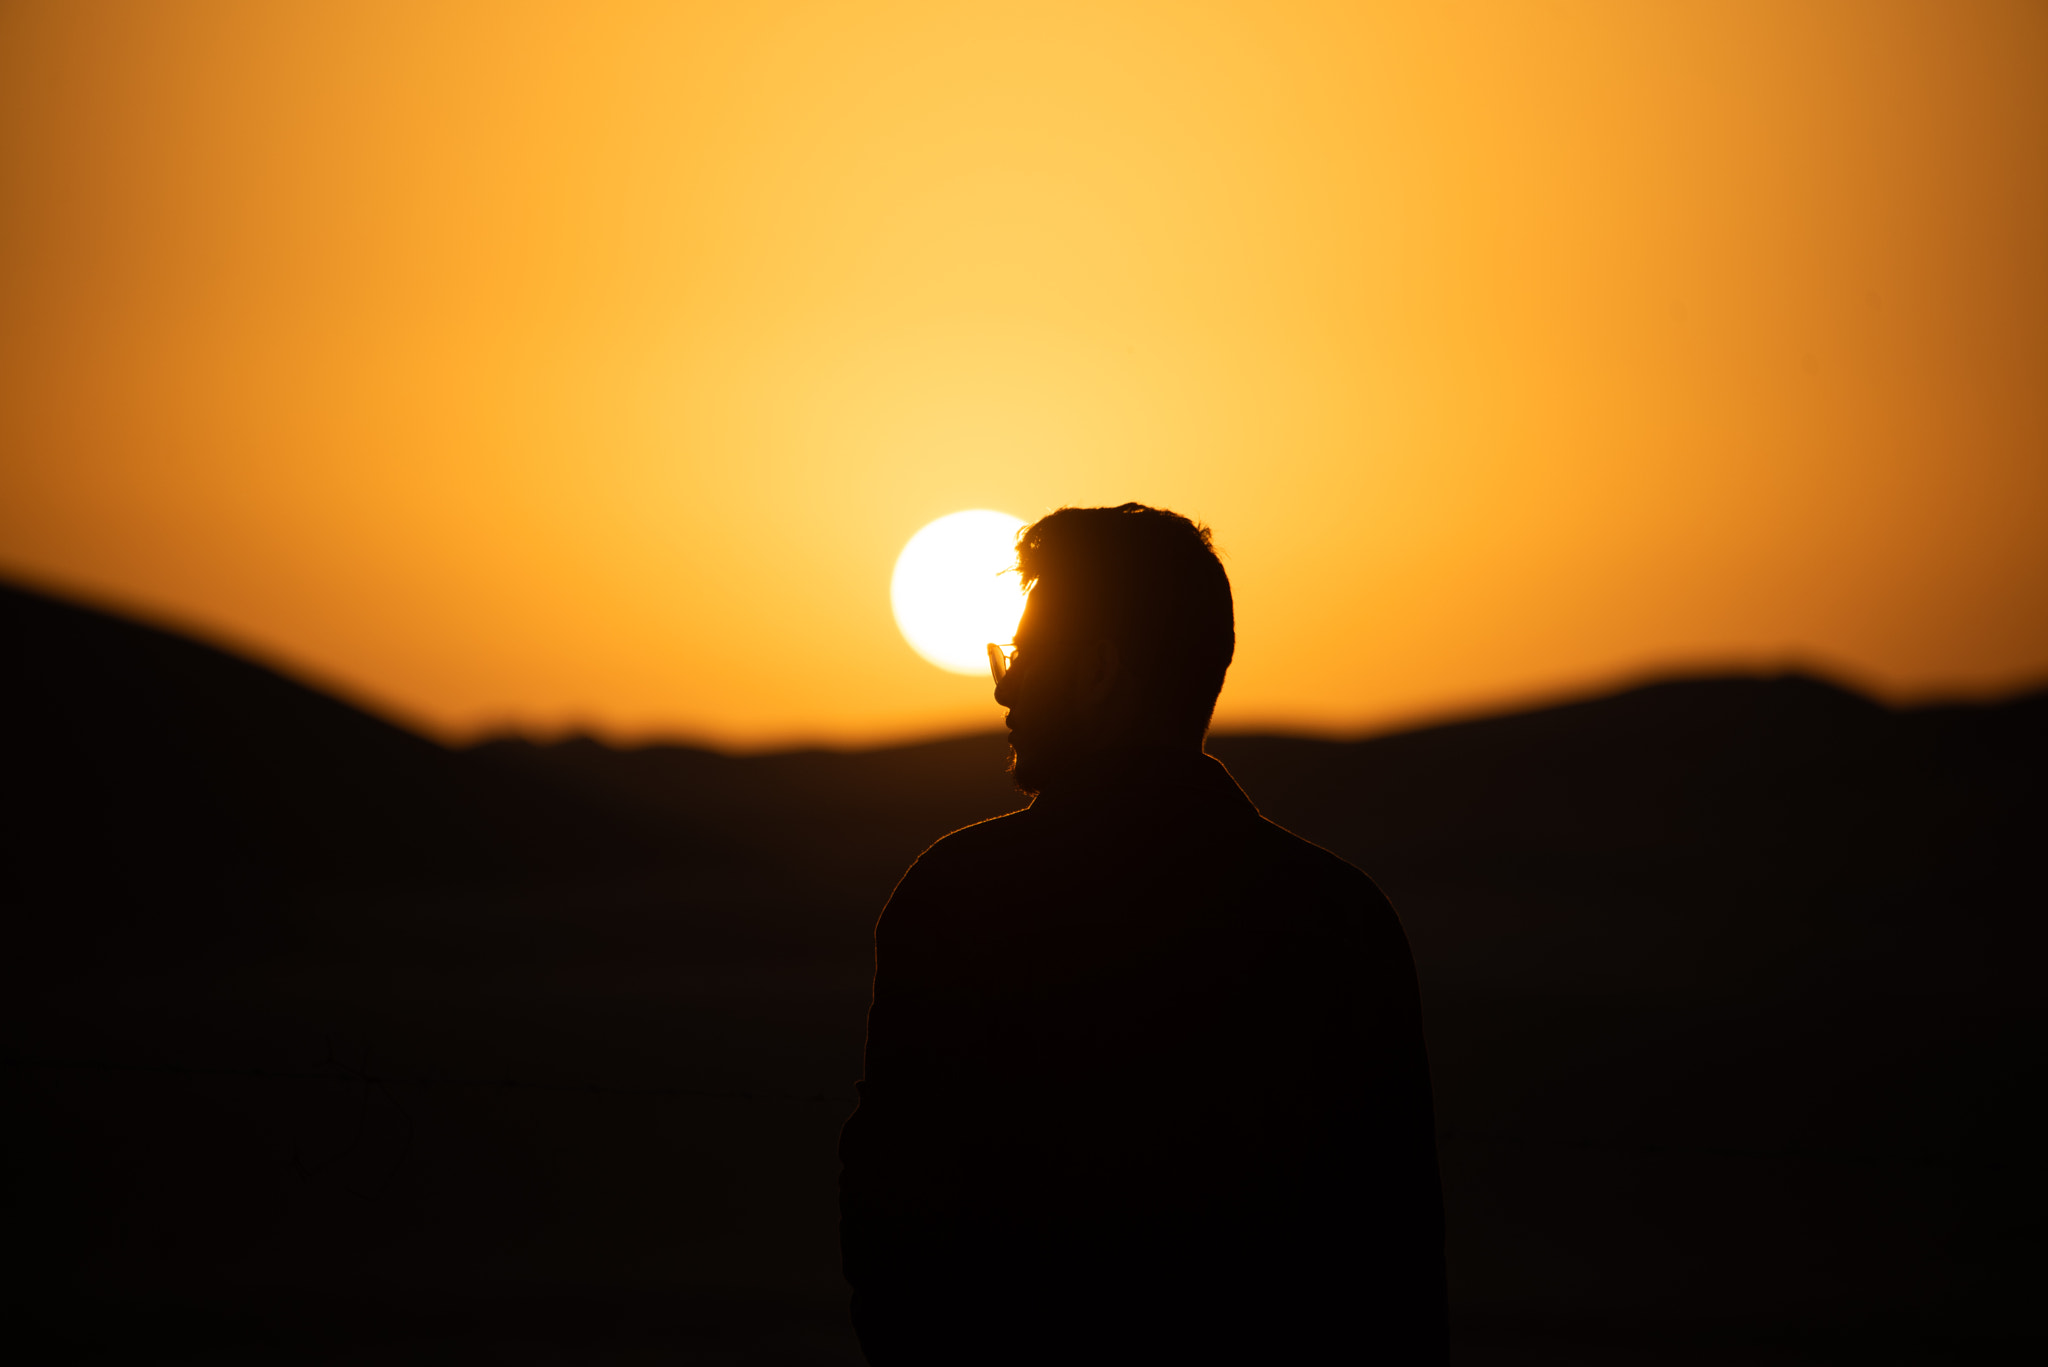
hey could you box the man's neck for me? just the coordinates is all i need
[1018,741,1210,803]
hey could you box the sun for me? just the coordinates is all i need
[892,510,1028,675]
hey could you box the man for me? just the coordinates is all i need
[839,504,1447,1364]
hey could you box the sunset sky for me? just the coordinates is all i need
[3,1,2043,747]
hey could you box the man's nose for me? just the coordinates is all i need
[992,657,1019,708]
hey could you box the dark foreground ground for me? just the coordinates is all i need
[5,580,2043,1363]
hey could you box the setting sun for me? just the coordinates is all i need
[891,511,1028,677]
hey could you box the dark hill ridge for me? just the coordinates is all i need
[3,581,737,967]
[4,576,2043,1362]
[473,670,2044,1008]
[1221,674,2044,998]
[1,579,732,881]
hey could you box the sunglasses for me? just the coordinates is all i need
[986,642,1018,686]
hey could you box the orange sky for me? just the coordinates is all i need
[3,1,2043,747]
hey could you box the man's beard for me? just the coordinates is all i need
[1006,700,1087,798]
[1006,741,1043,797]
[1008,725,1093,797]
[1008,730,1082,798]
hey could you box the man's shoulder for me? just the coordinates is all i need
[901,805,1036,879]
[873,808,1033,945]
[1245,815,1397,913]
[1249,813,1373,879]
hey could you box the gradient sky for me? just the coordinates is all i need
[3,1,2043,747]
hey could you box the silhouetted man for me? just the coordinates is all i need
[839,504,1447,1364]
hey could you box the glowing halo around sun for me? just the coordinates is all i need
[891,510,1029,675]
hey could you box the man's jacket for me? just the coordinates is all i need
[838,749,1448,1364]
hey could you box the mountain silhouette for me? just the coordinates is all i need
[2,581,734,971]
[3,578,2040,1363]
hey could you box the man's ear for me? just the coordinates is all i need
[1076,638,1122,712]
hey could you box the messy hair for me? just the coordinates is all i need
[1013,503,1235,738]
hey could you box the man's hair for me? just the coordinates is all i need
[1014,503,1235,737]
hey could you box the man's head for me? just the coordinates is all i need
[995,503,1234,794]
